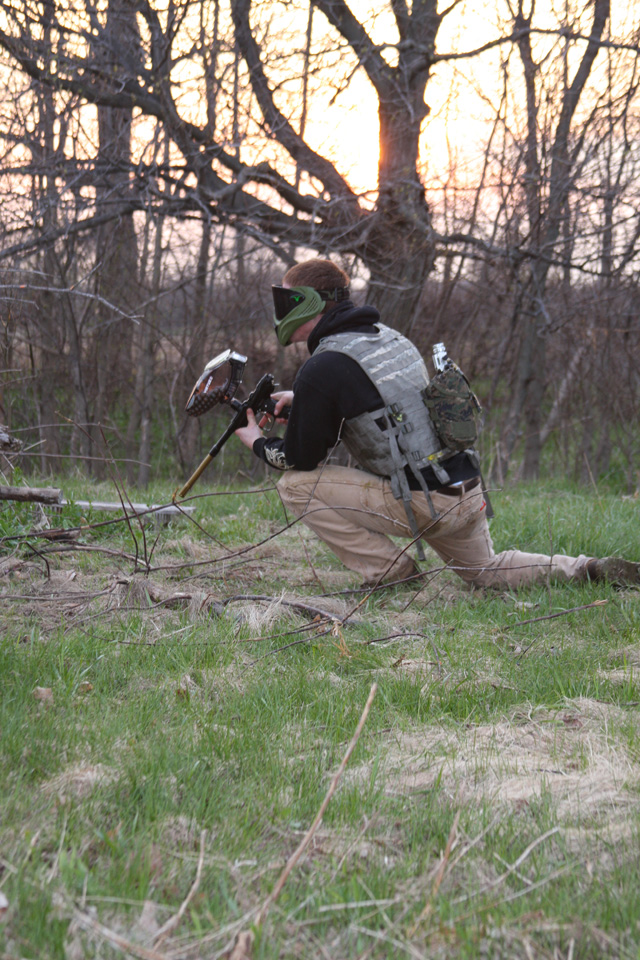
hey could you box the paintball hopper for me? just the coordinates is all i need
[185,350,247,417]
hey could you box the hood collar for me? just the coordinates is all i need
[307,301,380,354]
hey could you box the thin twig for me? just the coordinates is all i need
[508,598,607,630]
[73,908,169,960]
[337,494,479,625]
[46,812,68,884]
[99,423,146,571]
[223,683,377,959]
[170,499,231,551]
[256,683,377,925]
[511,600,608,658]
[583,453,606,518]
[328,813,380,885]
[452,826,561,907]
[299,533,325,590]
[245,628,333,666]
[153,831,206,946]
[366,632,431,646]
[222,594,341,621]
[446,812,503,874]
[350,925,426,959]
[400,568,450,612]
[25,542,51,579]
[1,588,114,603]
[407,810,460,936]
[37,543,144,564]
[220,683,378,960]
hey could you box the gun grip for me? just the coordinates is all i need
[262,398,290,420]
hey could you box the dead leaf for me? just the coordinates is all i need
[561,714,584,728]
[33,686,54,704]
[227,930,254,960]
[78,682,93,694]
[330,622,352,658]
[135,900,160,938]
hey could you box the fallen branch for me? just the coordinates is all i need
[0,484,62,504]
[226,683,378,956]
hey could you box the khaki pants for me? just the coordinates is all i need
[278,466,591,588]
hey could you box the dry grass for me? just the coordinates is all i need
[347,698,639,824]
[42,764,118,802]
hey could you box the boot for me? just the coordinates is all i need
[585,556,640,586]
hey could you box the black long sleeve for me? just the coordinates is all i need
[253,351,381,469]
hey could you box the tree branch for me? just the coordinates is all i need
[232,0,359,205]
[312,0,395,91]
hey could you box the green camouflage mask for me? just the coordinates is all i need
[273,286,324,346]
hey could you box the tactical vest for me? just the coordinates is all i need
[314,324,459,524]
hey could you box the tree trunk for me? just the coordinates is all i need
[91,0,140,474]
[362,87,434,328]
[137,213,164,488]
[498,0,610,480]
[177,216,212,472]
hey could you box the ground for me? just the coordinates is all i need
[1,478,639,958]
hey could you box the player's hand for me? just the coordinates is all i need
[234,409,263,450]
[258,390,293,428]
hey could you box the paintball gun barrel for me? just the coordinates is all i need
[175,349,289,499]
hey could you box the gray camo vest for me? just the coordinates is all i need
[314,324,453,515]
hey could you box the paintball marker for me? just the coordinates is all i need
[175,349,289,499]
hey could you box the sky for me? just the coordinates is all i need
[296,0,502,195]
[292,0,637,198]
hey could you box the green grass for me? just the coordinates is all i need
[1,478,640,958]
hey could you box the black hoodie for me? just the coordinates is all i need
[254,301,479,489]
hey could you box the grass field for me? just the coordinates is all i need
[1,475,639,959]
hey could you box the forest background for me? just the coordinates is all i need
[0,0,639,494]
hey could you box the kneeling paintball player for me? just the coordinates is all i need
[235,258,640,590]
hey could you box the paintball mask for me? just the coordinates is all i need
[272,285,349,346]
[184,349,247,416]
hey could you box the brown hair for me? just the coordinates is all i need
[283,258,350,292]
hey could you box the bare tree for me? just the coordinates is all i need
[0,0,492,326]
[1,0,639,485]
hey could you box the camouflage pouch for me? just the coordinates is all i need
[421,365,482,452]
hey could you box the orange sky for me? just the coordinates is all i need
[298,0,636,197]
